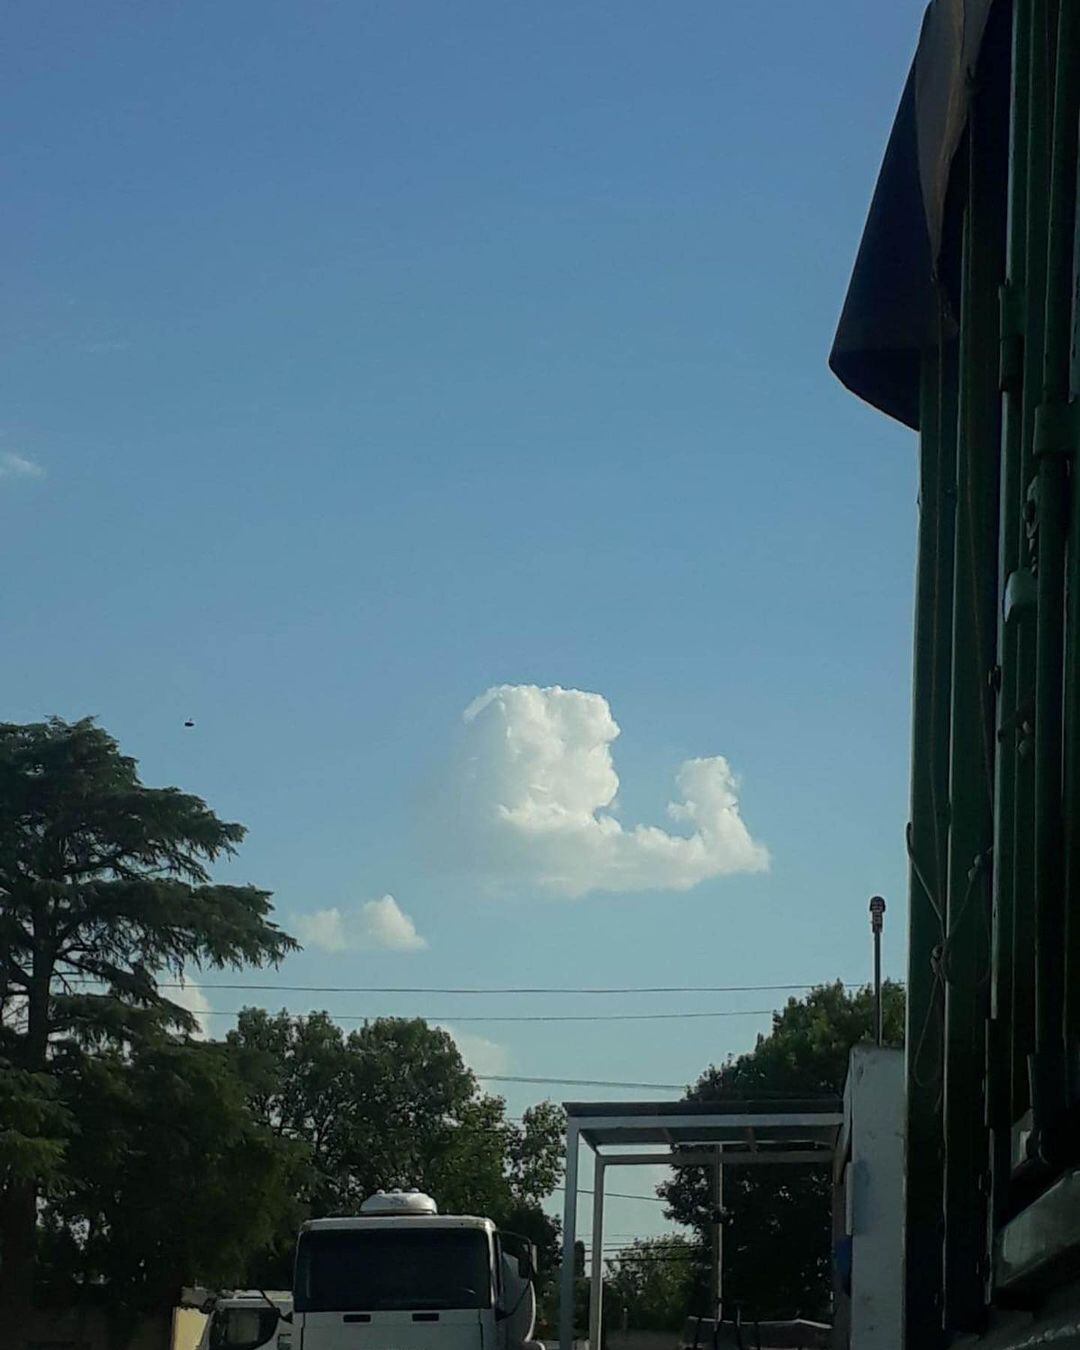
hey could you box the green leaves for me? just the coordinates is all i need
[660,981,906,1321]
[0,716,296,1307]
[0,719,568,1316]
[506,1101,565,1206]
[0,1062,70,1190]
[604,1236,705,1331]
[43,1039,306,1316]
[0,717,297,1069]
[227,1010,565,1223]
[226,1010,565,1297]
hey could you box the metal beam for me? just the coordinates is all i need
[1028,0,1080,1171]
[942,77,1004,1329]
[994,1166,1080,1293]
[559,1120,580,1350]
[710,1148,723,1319]
[1064,0,1080,1118]
[560,1102,842,1350]
[1012,0,1054,1150]
[905,319,956,1350]
[588,1158,605,1350]
[573,1113,841,1130]
[593,1150,831,1168]
[989,0,1031,1243]
[573,1112,842,1140]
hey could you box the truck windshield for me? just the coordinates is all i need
[295,1228,492,1313]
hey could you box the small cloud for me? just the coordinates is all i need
[437,1025,511,1077]
[0,451,44,481]
[171,979,211,1039]
[81,338,130,355]
[295,894,428,954]
[451,684,768,898]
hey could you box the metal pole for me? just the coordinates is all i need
[1029,0,1079,1170]
[1011,0,1053,1140]
[943,60,1006,1325]
[589,1158,605,1350]
[870,897,886,1046]
[905,338,955,1350]
[560,1122,581,1350]
[989,0,1032,1240]
[710,1149,724,1320]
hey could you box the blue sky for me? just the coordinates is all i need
[3,1,925,1240]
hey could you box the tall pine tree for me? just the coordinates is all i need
[0,717,296,1307]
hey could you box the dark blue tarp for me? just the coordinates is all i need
[829,0,996,428]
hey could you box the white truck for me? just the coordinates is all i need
[195,1290,292,1350]
[291,1189,542,1350]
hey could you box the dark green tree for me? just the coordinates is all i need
[659,981,904,1322]
[223,1008,350,1218]
[0,717,296,1306]
[603,1236,705,1332]
[227,1011,564,1286]
[40,1039,305,1321]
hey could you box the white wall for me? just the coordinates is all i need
[842,1045,904,1350]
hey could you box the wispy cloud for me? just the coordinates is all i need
[451,684,769,898]
[0,451,44,481]
[295,894,428,954]
[81,338,130,355]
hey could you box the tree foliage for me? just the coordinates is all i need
[0,717,296,1307]
[0,1063,69,1192]
[0,717,296,1066]
[603,1236,705,1332]
[227,1010,565,1286]
[659,981,905,1322]
[41,1040,305,1319]
[0,718,567,1322]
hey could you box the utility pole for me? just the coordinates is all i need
[710,1148,723,1323]
[870,895,886,1045]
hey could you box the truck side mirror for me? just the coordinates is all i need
[498,1231,538,1282]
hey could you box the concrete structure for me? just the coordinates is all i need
[832,1047,903,1350]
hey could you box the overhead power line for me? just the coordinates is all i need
[556,1186,666,1203]
[478,1073,685,1090]
[585,1237,693,1246]
[148,981,835,997]
[194,1007,774,1025]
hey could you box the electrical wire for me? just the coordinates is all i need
[192,1007,775,1025]
[556,1187,667,1202]
[479,1074,685,1090]
[145,980,849,997]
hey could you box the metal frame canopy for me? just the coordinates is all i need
[558,1099,843,1350]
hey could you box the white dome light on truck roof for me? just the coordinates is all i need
[359,1189,438,1216]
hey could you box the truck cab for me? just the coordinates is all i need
[292,1190,539,1350]
[196,1291,292,1350]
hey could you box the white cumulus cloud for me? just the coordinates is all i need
[295,894,428,954]
[0,451,44,480]
[171,979,211,1039]
[456,684,768,898]
[437,1025,511,1077]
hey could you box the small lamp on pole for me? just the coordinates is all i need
[869,895,886,1045]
